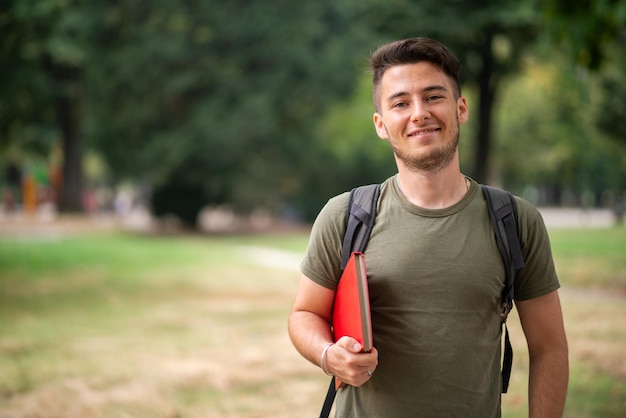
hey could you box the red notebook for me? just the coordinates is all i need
[332,252,373,388]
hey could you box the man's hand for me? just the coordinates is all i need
[325,337,378,387]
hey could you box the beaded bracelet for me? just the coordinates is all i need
[320,343,334,376]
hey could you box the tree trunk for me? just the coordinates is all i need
[57,77,84,213]
[472,31,498,185]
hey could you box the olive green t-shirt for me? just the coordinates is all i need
[301,176,560,418]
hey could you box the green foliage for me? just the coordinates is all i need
[151,178,207,226]
[85,1,372,220]
[495,53,626,203]
[1,0,625,223]
[595,44,626,145]
[0,0,91,143]
[539,0,626,69]
[0,0,94,210]
[296,74,396,215]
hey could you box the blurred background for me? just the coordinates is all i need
[1,1,625,417]
[1,0,625,228]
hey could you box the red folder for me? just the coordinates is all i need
[332,252,373,388]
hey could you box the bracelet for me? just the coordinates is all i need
[320,343,334,376]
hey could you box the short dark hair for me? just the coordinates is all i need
[370,37,462,112]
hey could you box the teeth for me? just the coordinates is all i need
[411,129,436,136]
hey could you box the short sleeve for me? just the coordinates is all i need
[513,197,561,301]
[300,192,350,290]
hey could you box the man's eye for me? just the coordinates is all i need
[392,102,408,108]
[426,95,442,101]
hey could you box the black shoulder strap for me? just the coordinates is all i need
[320,184,381,418]
[340,184,381,270]
[481,184,525,393]
[481,185,525,319]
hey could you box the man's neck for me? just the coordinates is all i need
[395,163,468,209]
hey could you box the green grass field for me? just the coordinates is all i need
[0,226,624,417]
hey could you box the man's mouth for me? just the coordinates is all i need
[408,128,440,137]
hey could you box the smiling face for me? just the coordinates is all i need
[373,61,468,174]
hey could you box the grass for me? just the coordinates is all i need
[549,227,626,291]
[0,226,624,417]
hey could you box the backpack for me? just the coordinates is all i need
[320,182,525,418]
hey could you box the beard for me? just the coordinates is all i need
[389,124,460,173]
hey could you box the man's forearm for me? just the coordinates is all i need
[528,349,569,417]
[288,310,333,368]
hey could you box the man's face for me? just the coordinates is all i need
[373,62,468,173]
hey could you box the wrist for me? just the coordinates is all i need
[320,343,334,376]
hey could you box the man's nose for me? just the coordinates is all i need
[410,102,430,123]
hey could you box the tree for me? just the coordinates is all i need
[495,58,617,198]
[596,57,626,145]
[86,0,372,224]
[0,0,91,212]
[539,0,626,70]
[536,0,626,215]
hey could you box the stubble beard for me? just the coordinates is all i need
[389,123,460,173]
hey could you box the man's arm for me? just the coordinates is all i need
[288,274,377,387]
[516,290,569,418]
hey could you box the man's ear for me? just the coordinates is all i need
[373,113,388,139]
[457,96,469,124]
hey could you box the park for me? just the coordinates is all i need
[1,1,625,416]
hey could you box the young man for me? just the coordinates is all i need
[288,37,568,417]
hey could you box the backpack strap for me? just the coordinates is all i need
[319,376,337,418]
[320,184,381,418]
[481,185,525,320]
[340,184,381,270]
[481,185,525,393]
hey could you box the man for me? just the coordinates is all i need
[288,37,568,417]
